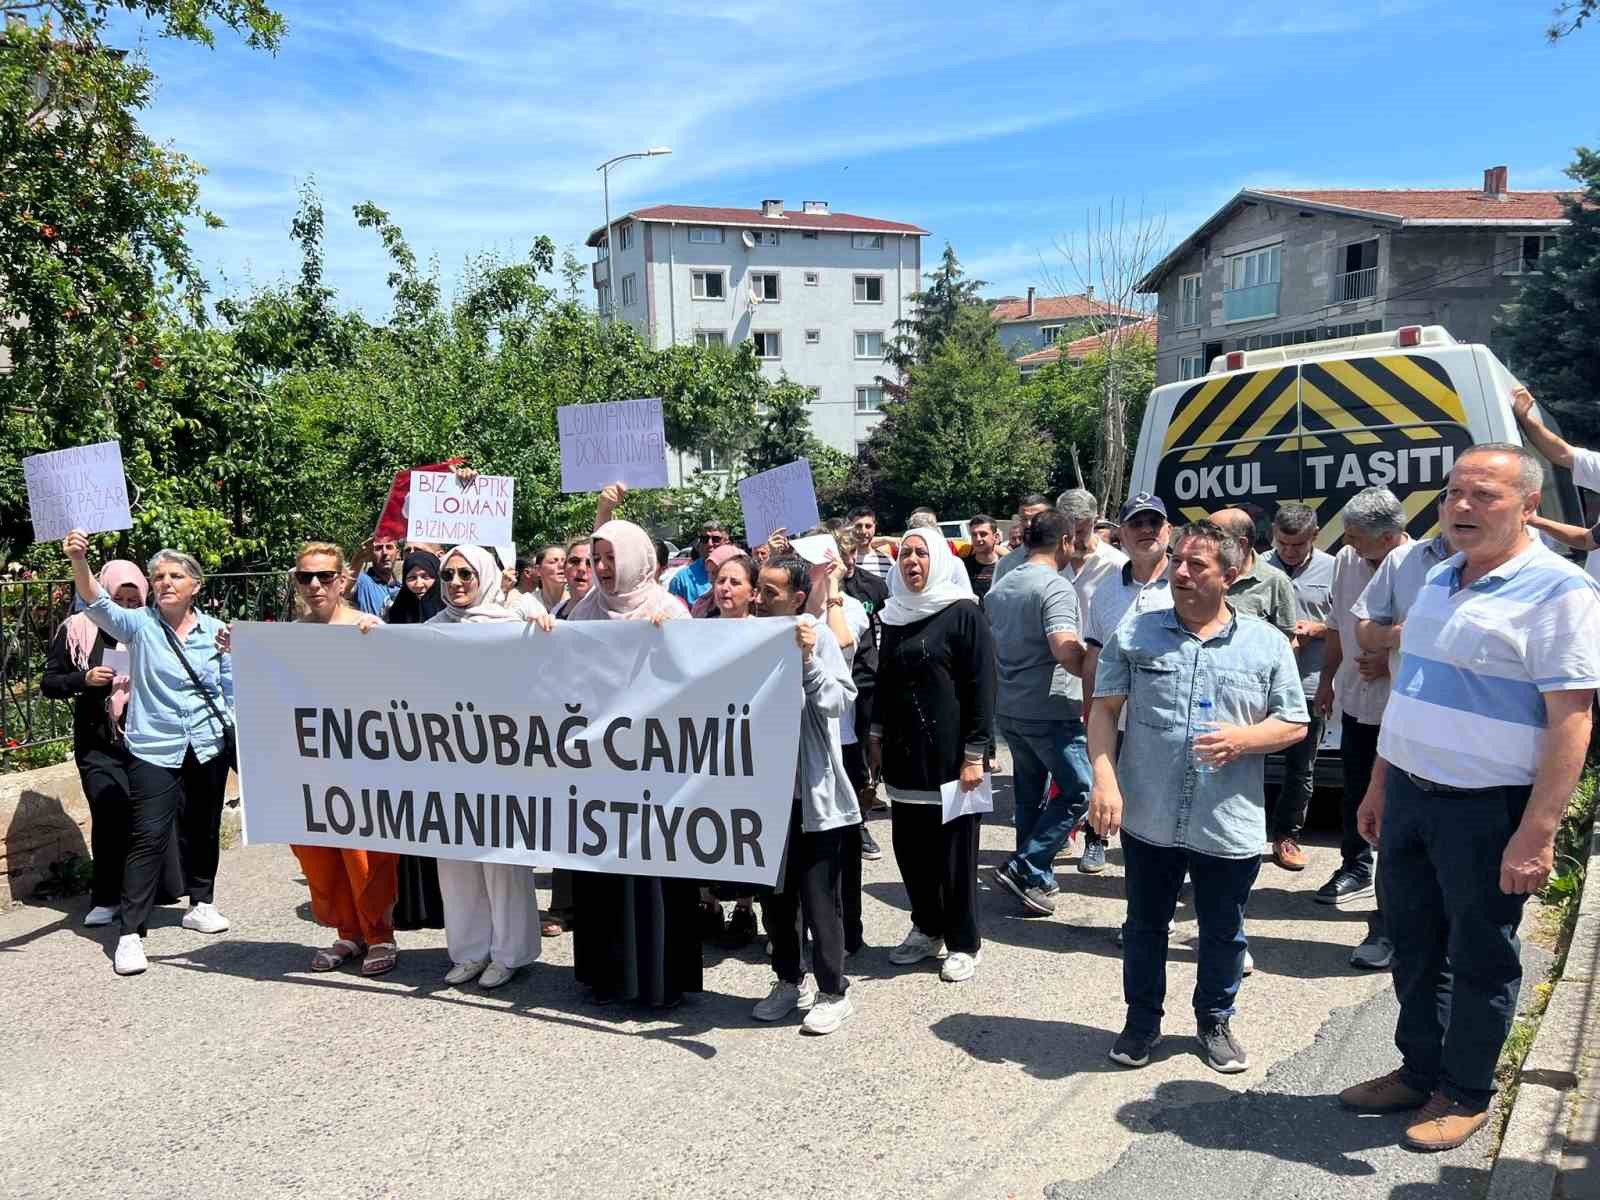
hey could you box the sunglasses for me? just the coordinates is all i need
[294,570,339,586]
[440,567,477,582]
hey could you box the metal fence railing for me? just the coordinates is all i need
[0,572,292,761]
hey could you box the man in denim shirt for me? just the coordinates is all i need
[1089,521,1308,1074]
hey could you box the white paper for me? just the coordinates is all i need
[557,398,669,493]
[100,649,130,677]
[406,471,514,547]
[941,773,994,824]
[22,441,133,542]
[738,459,819,548]
[790,534,837,566]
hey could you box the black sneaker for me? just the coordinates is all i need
[860,825,883,861]
[1314,869,1375,906]
[1198,1018,1249,1073]
[1079,836,1108,874]
[698,900,725,940]
[721,904,758,949]
[1109,1025,1160,1067]
[990,864,1055,915]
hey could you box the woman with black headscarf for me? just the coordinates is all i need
[385,550,445,625]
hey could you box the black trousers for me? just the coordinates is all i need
[1339,712,1381,877]
[890,804,981,955]
[122,746,230,936]
[1270,712,1325,841]
[840,741,870,951]
[763,801,851,996]
[78,748,184,909]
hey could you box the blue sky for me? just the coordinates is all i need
[115,0,1598,318]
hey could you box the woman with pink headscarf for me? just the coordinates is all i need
[568,520,702,1006]
[43,562,180,926]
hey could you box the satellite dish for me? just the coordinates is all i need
[740,229,756,250]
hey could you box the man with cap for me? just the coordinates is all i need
[1081,495,1175,724]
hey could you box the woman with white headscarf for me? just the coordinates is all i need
[568,519,701,1007]
[426,543,547,989]
[869,528,995,984]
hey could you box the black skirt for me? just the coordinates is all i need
[391,854,445,931]
[571,872,703,1004]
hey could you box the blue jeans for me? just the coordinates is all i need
[996,716,1090,890]
[1381,768,1532,1109]
[1121,832,1260,1038]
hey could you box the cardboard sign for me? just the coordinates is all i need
[406,472,514,547]
[558,398,669,493]
[22,441,133,542]
[790,534,837,566]
[738,459,819,548]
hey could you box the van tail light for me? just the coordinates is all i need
[1397,325,1422,347]
[1224,351,1245,370]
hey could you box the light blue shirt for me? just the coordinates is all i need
[353,569,400,617]
[85,593,234,768]
[1095,605,1308,859]
[667,558,711,607]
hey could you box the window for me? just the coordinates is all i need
[693,330,726,349]
[596,282,611,315]
[855,439,872,455]
[750,272,780,301]
[854,331,884,359]
[1178,272,1202,328]
[805,329,820,345]
[1041,324,1063,345]
[855,386,883,412]
[1222,244,1281,321]
[1335,239,1378,301]
[692,271,725,300]
[687,226,724,244]
[752,331,781,359]
[617,222,634,252]
[1505,234,1559,275]
[853,275,883,303]
[852,233,884,250]
[620,273,637,307]
[750,230,780,247]
[1178,353,1205,381]
[698,444,727,471]
[804,271,819,286]
[802,231,820,240]
[805,386,821,403]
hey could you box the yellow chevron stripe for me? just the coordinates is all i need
[1180,369,1283,463]
[1318,504,1346,549]
[1179,506,1211,524]
[1376,356,1467,424]
[1225,383,1299,458]
[1162,378,1229,454]
[1320,360,1439,440]
[1275,434,1328,452]
[1302,380,1381,446]
[1402,487,1441,523]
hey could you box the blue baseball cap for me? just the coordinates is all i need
[1119,493,1168,523]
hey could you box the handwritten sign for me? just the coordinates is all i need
[407,472,514,547]
[558,398,669,493]
[738,459,819,548]
[23,441,133,542]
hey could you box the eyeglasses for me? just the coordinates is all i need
[701,533,728,546]
[440,567,477,582]
[294,570,339,586]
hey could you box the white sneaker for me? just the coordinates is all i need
[181,902,230,934]
[802,992,854,1035]
[940,950,982,982]
[83,905,119,927]
[478,962,515,989]
[1242,949,1255,977]
[752,977,817,1021]
[888,928,945,965]
[114,933,147,976]
[445,958,489,985]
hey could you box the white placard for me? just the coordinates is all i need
[557,398,669,493]
[22,441,133,542]
[790,534,837,566]
[941,773,994,824]
[738,459,819,548]
[100,649,130,677]
[232,618,803,886]
[406,471,514,547]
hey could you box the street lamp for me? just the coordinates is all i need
[597,146,672,324]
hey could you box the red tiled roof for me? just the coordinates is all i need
[1253,188,1571,223]
[1017,318,1157,368]
[586,204,927,245]
[990,294,1144,323]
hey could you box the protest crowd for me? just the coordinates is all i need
[40,386,1600,1155]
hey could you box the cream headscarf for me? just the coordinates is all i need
[570,520,687,622]
[428,544,519,624]
[882,530,977,627]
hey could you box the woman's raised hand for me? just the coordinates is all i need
[63,530,89,562]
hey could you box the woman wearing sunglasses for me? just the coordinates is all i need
[426,544,548,988]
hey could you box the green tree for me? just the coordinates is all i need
[1024,329,1155,500]
[885,242,988,375]
[1498,146,1600,444]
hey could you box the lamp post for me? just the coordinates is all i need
[598,146,672,324]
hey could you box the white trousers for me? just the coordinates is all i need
[436,860,541,968]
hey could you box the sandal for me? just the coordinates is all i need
[311,939,364,972]
[361,943,398,976]
[541,918,566,938]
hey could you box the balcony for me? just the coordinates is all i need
[1334,266,1378,303]
[1223,281,1279,323]
[592,259,610,288]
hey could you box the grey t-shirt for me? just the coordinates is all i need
[984,560,1080,721]
[1265,547,1335,694]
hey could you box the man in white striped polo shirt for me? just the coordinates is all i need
[1339,444,1600,1152]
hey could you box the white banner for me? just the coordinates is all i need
[233,618,802,886]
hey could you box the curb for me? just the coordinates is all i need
[1487,819,1600,1200]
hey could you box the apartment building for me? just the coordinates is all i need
[1138,166,1571,385]
[991,288,1145,358]
[587,200,927,480]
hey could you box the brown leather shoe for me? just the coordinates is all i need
[1339,1068,1430,1113]
[1273,837,1308,871]
[1403,1092,1489,1151]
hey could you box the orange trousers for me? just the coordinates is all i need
[293,845,400,946]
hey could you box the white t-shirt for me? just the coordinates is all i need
[1569,446,1600,583]
[1329,545,1389,726]
[1059,539,1129,702]
[829,595,871,745]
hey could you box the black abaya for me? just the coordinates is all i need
[571,872,702,1005]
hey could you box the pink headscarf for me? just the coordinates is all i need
[570,520,687,622]
[690,543,744,618]
[65,560,148,728]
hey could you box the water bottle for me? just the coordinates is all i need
[1193,698,1219,774]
